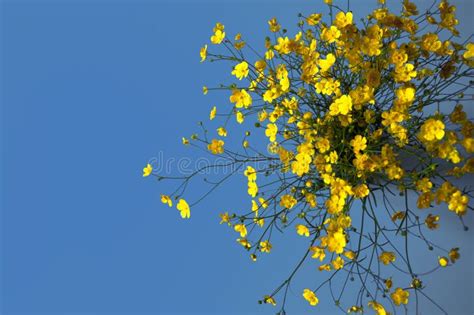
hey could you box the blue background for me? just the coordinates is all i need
[1,0,473,314]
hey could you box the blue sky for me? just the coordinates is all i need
[1,0,473,314]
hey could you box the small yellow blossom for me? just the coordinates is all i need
[438,256,449,267]
[296,224,310,237]
[236,111,244,124]
[210,106,216,120]
[334,12,353,28]
[207,139,225,154]
[391,288,409,306]
[217,127,227,137]
[234,223,247,237]
[368,301,387,315]
[176,199,191,219]
[449,248,460,263]
[265,123,278,142]
[280,194,297,209]
[143,163,153,177]
[260,240,272,253]
[310,246,326,261]
[350,135,367,154]
[232,61,249,80]
[329,95,353,116]
[379,251,396,265]
[210,24,225,44]
[332,256,344,270]
[463,43,474,59]
[268,17,281,32]
[200,45,207,62]
[419,118,445,142]
[219,212,231,225]
[161,194,172,207]
[425,213,440,229]
[302,289,319,306]
[263,295,276,306]
[229,89,252,108]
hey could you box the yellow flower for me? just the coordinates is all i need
[348,306,363,313]
[296,224,310,237]
[219,212,231,225]
[368,301,387,315]
[438,256,449,267]
[265,123,278,142]
[332,256,344,270]
[416,178,432,193]
[217,127,227,137]
[353,184,369,198]
[419,118,445,142]
[307,13,322,26]
[321,26,340,43]
[268,17,281,32]
[234,223,247,237]
[463,43,474,59]
[318,264,331,271]
[310,246,326,261]
[385,278,393,290]
[449,248,460,263]
[200,45,207,62]
[318,53,336,72]
[329,95,353,116]
[263,295,276,306]
[379,251,396,265]
[280,194,297,209]
[302,289,319,306]
[229,89,252,108]
[260,240,272,253]
[176,199,191,219]
[244,166,257,181]
[390,49,408,66]
[447,190,468,215]
[235,111,244,124]
[425,214,440,229]
[274,36,291,54]
[394,63,417,82]
[417,192,433,209]
[210,25,225,44]
[350,135,367,154]
[160,194,172,207]
[210,106,216,120]
[265,49,274,60]
[237,238,251,249]
[232,61,249,80]
[325,229,346,254]
[343,250,356,260]
[391,288,409,306]
[142,163,153,177]
[334,11,353,28]
[392,211,405,222]
[315,137,331,153]
[248,181,258,198]
[202,86,208,95]
[182,137,189,145]
[421,33,442,52]
[207,139,225,154]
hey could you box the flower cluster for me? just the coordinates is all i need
[145,0,473,313]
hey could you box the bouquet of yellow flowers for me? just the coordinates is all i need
[145,0,473,313]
